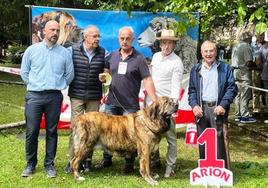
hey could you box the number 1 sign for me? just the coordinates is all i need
[185,123,198,146]
[190,128,233,187]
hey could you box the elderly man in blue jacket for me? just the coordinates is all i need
[188,40,237,169]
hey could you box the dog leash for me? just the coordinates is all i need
[110,87,131,114]
[101,78,131,114]
[102,72,141,114]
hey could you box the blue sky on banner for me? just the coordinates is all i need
[32,6,199,58]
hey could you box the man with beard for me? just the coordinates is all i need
[20,20,74,178]
[64,25,107,172]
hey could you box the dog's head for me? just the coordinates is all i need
[138,17,176,50]
[150,96,178,119]
[146,96,178,133]
[32,11,82,46]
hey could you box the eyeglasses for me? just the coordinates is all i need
[86,34,101,39]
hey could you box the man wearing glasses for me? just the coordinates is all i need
[65,25,107,173]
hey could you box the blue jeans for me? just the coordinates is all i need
[24,91,63,167]
[263,80,268,104]
[103,104,137,166]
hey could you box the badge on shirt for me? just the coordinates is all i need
[118,62,127,75]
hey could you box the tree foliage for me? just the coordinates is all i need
[1,0,267,47]
[112,0,268,37]
[0,0,27,46]
[0,0,86,47]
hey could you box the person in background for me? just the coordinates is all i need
[149,29,183,177]
[97,26,157,174]
[256,31,268,123]
[64,25,107,173]
[188,40,237,169]
[231,32,256,123]
[251,32,265,113]
[218,45,225,61]
[20,20,74,178]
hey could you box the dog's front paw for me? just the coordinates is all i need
[145,177,159,186]
[150,179,159,186]
[153,173,160,180]
[76,176,85,181]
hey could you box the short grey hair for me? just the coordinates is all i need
[83,25,99,38]
[118,26,134,36]
[201,40,217,52]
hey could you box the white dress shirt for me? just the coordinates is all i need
[151,51,184,99]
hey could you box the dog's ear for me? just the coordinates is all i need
[158,97,169,115]
[149,102,159,119]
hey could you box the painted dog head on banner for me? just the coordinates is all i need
[138,16,197,74]
[32,11,83,47]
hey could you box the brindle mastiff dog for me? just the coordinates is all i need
[70,96,178,185]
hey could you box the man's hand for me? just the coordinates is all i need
[193,105,203,118]
[214,105,225,115]
[99,73,107,83]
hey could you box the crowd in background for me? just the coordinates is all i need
[218,31,268,124]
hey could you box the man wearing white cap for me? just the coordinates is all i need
[149,29,183,177]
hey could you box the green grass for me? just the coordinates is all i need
[0,63,21,68]
[0,84,25,124]
[0,71,267,187]
[0,71,22,82]
[0,71,25,125]
[0,127,267,188]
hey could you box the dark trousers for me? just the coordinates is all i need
[103,104,137,165]
[24,91,63,167]
[197,102,228,169]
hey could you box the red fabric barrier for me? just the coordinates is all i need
[176,109,195,124]
[40,103,71,129]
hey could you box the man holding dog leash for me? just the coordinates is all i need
[98,26,157,174]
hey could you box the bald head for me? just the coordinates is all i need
[44,20,59,29]
[43,20,60,45]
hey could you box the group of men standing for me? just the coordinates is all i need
[20,19,238,180]
[20,20,184,178]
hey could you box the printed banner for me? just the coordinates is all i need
[31,6,199,59]
[18,6,199,129]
